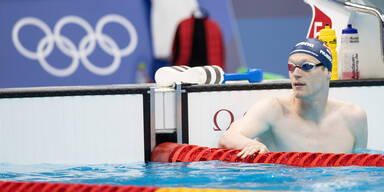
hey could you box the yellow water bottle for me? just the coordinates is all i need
[318,24,338,80]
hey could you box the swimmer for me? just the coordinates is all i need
[219,38,368,159]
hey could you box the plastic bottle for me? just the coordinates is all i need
[318,24,338,80]
[340,24,360,80]
[135,62,150,84]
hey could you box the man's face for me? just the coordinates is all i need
[288,53,331,99]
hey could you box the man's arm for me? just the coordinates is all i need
[350,105,368,149]
[218,98,280,158]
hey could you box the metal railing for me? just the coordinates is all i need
[333,0,384,59]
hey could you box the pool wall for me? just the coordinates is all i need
[183,80,384,150]
[0,79,383,164]
[0,85,152,164]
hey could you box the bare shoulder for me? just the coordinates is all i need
[329,99,367,136]
[328,99,368,148]
[235,97,283,137]
[330,99,367,120]
[247,97,284,116]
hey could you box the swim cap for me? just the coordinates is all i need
[289,38,332,72]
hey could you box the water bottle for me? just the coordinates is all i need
[135,63,150,84]
[340,24,360,80]
[318,24,338,80]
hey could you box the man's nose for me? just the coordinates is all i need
[292,67,304,78]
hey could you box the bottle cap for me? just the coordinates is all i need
[319,24,336,36]
[342,24,358,34]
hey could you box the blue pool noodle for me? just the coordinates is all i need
[222,68,263,83]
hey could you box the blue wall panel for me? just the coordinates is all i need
[233,0,312,77]
[237,17,311,77]
[0,0,153,88]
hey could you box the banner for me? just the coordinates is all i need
[187,89,291,148]
[0,92,147,164]
[186,85,384,150]
[0,0,153,88]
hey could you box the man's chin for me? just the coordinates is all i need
[293,90,307,99]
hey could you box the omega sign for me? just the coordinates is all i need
[213,109,246,131]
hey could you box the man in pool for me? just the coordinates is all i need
[219,38,368,159]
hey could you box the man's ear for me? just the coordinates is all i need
[327,70,332,79]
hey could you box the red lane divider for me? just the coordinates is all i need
[0,181,159,192]
[150,142,384,167]
[0,181,264,192]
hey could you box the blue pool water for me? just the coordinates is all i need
[1,149,384,191]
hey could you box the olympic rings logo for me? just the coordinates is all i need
[12,14,138,77]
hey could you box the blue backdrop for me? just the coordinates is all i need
[233,0,312,77]
[0,0,314,88]
[0,0,153,88]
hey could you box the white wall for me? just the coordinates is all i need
[0,94,144,164]
[188,86,384,150]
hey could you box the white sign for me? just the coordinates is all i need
[187,86,384,150]
[0,94,145,164]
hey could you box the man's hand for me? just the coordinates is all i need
[237,140,269,159]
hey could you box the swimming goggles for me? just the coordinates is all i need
[288,62,324,72]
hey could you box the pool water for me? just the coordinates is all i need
[1,149,384,191]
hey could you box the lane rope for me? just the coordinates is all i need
[151,142,384,167]
[0,181,268,192]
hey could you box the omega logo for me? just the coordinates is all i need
[212,109,234,131]
[213,109,247,131]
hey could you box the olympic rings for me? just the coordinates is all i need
[12,14,138,77]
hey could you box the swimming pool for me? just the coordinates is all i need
[1,148,384,191]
